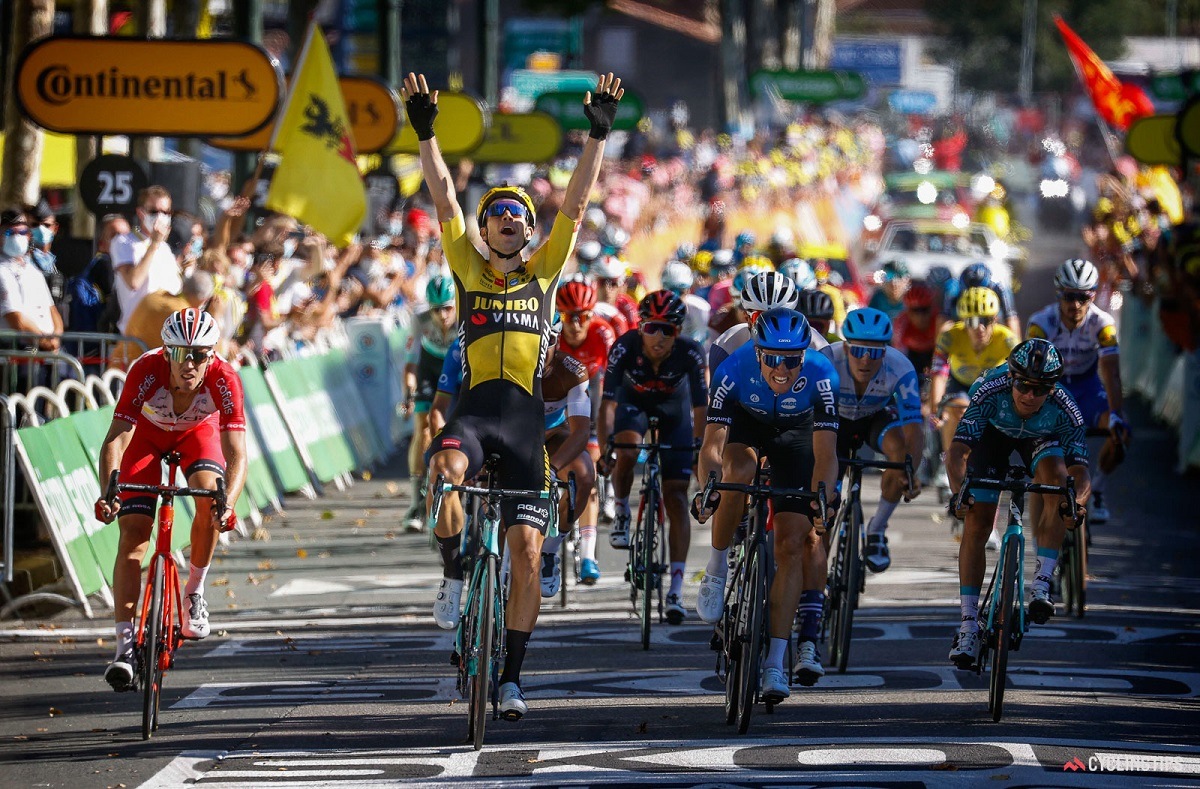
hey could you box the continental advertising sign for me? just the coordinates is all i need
[16,37,283,137]
[210,75,400,154]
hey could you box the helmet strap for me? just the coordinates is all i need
[487,241,529,261]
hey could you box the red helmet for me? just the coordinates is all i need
[904,283,935,309]
[639,289,687,326]
[556,278,597,313]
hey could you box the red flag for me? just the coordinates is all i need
[1055,15,1153,130]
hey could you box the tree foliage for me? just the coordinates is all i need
[924,0,1141,93]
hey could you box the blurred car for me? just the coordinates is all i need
[864,219,1017,290]
[861,170,975,253]
[798,242,867,306]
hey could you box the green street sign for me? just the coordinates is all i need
[1149,72,1200,102]
[534,90,644,132]
[509,69,596,101]
[467,111,563,164]
[749,69,867,103]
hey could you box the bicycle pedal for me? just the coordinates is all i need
[449,651,461,667]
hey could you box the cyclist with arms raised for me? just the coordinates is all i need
[693,308,840,698]
[1027,259,1127,523]
[945,339,1090,669]
[404,71,622,721]
[95,308,247,691]
[820,308,925,572]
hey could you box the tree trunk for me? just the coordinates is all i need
[72,0,107,240]
[780,0,803,70]
[811,0,834,69]
[130,0,166,163]
[1,0,54,209]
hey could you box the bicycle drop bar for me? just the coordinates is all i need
[700,471,828,525]
[956,470,1079,523]
[838,453,916,496]
[105,471,230,527]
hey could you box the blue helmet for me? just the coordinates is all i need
[926,265,954,287]
[961,261,992,289]
[842,307,893,343]
[734,230,756,249]
[754,308,812,352]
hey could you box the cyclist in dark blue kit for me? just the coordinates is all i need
[597,290,707,623]
[692,308,841,698]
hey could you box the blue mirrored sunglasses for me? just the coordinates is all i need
[484,199,530,221]
[848,344,887,360]
[759,350,805,370]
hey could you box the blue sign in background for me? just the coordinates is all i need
[888,90,938,115]
[831,40,903,86]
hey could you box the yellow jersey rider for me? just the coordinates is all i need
[402,71,624,722]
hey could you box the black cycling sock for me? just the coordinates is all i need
[500,629,531,686]
[436,534,463,580]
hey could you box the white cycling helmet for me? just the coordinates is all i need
[741,270,800,312]
[1055,258,1099,291]
[590,254,626,280]
[661,261,695,294]
[779,258,817,291]
[161,308,219,348]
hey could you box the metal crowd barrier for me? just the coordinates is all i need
[1,395,13,585]
[0,350,86,397]
[0,330,148,374]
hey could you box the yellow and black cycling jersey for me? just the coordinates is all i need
[440,211,579,396]
[931,322,1018,386]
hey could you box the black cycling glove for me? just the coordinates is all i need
[584,90,621,140]
[404,93,439,141]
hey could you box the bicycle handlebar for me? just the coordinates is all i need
[839,453,917,498]
[700,470,829,532]
[103,471,230,530]
[954,467,1080,524]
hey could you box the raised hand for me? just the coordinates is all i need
[583,72,625,140]
[400,72,439,141]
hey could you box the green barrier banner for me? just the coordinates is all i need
[14,420,109,614]
[346,317,408,446]
[239,365,309,493]
[319,349,388,465]
[239,419,279,512]
[266,357,355,482]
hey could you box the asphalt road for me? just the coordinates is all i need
[1,225,1198,788]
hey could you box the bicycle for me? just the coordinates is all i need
[554,473,579,609]
[101,451,227,740]
[952,465,1079,722]
[604,417,677,650]
[701,468,826,734]
[823,447,914,673]
[429,455,557,751]
[1055,425,1111,618]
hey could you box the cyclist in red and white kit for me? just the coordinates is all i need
[95,308,248,691]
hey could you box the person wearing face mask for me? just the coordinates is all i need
[0,209,64,382]
[109,185,183,334]
[30,204,64,303]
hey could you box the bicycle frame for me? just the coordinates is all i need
[429,462,555,749]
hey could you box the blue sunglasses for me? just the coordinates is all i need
[759,350,805,370]
[484,199,530,221]
[848,344,886,360]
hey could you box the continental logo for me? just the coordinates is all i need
[16,37,282,137]
[36,66,255,106]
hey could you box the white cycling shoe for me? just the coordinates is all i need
[794,640,825,686]
[986,530,1002,552]
[761,666,791,702]
[498,682,527,720]
[696,573,727,624]
[181,593,210,640]
[609,512,631,549]
[433,578,464,630]
[540,552,562,599]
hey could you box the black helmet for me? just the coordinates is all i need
[796,289,835,322]
[639,289,687,326]
[1008,338,1064,383]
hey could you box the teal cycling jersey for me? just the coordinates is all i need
[954,363,1088,467]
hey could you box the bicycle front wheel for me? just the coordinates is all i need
[559,530,571,609]
[830,502,860,673]
[639,488,658,650]
[1062,525,1087,618]
[988,537,1018,722]
[737,541,767,734]
[141,558,166,740]
[469,555,496,751]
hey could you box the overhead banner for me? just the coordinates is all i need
[209,74,400,154]
[16,36,283,137]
